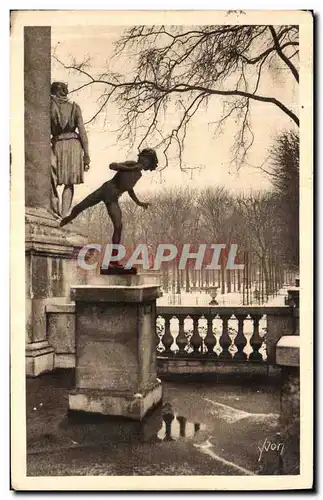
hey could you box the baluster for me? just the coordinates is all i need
[190,315,202,354]
[162,315,173,355]
[176,316,187,354]
[156,321,165,353]
[233,314,248,360]
[177,416,187,437]
[156,316,162,344]
[205,315,216,355]
[219,315,232,360]
[163,411,175,441]
[249,314,263,361]
[156,313,165,331]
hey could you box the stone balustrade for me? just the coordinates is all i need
[155,305,294,375]
[45,301,294,374]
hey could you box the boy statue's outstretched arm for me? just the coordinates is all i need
[128,189,150,209]
[109,161,141,172]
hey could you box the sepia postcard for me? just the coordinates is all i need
[10,9,313,491]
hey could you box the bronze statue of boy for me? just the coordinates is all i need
[60,148,158,269]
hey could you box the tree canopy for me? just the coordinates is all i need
[55,24,299,169]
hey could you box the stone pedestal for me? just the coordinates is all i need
[68,276,163,420]
[25,207,88,376]
[25,340,55,378]
[286,286,300,335]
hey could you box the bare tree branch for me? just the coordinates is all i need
[268,26,299,82]
[52,24,299,169]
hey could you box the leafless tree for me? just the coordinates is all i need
[151,187,198,293]
[198,186,235,292]
[268,130,299,268]
[235,191,282,296]
[251,130,299,268]
[53,24,299,169]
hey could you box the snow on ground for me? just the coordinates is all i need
[157,289,287,307]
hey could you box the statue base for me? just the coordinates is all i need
[25,206,88,376]
[69,382,162,420]
[69,280,162,420]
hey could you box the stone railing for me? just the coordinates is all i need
[156,305,292,361]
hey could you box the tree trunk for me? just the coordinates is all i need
[172,260,176,293]
[260,259,264,303]
[246,252,249,305]
[242,256,246,305]
[205,267,209,288]
[176,264,181,294]
[274,265,278,292]
[227,269,231,293]
[163,265,169,292]
[192,268,197,289]
[185,266,190,292]
[262,256,270,300]
[221,262,225,295]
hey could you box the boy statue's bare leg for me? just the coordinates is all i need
[60,186,103,227]
[104,201,124,268]
[105,201,122,245]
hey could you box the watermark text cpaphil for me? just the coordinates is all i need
[77,243,245,271]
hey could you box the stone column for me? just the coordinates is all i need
[266,308,294,365]
[24,27,88,376]
[68,275,163,420]
[24,27,52,211]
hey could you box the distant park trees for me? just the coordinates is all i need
[77,183,294,300]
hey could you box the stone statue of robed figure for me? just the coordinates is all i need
[50,81,91,218]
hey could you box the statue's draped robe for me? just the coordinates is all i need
[50,97,89,215]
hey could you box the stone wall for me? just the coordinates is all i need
[276,335,300,474]
[280,366,300,474]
